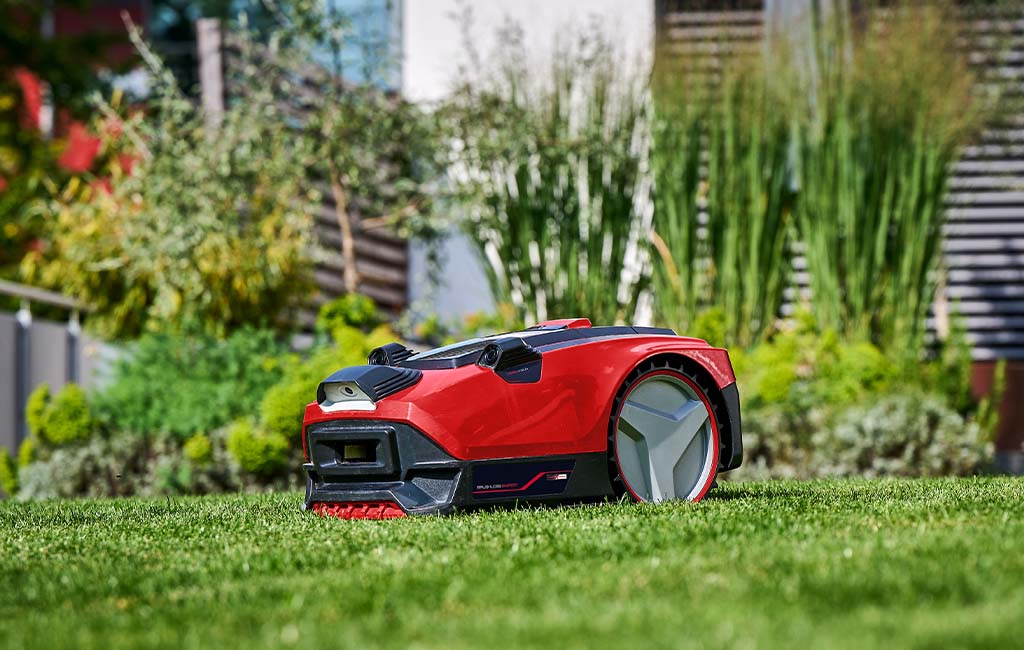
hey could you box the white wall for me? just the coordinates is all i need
[402,0,655,319]
[402,0,654,102]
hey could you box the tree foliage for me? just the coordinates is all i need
[24,27,318,338]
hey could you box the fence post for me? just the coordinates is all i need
[197,18,224,128]
[67,309,80,384]
[14,299,31,445]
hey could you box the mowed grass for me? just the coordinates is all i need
[1,478,1022,650]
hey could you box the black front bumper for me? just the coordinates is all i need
[303,420,614,516]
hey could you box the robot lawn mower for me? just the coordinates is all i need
[301,318,742,519]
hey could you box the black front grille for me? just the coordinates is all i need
[307,423,398,479]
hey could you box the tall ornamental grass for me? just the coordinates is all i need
[651,2,983,353]
[649,62,706,331]
[651,49,794,347]
[444,30,653,325]
[704,62,795,347]
[794,5,984,352]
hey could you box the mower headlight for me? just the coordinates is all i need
[319,382,375,412]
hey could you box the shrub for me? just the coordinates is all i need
[21,29,318,338]
[689,307,727,349]
[315,294,382,335]
[814,392,989,478]
[94,328,287,439]
[42,384,94,445]
[17,434,152,499]
[0,448,17,496]
[226,420,290,479]
[17,436,36,467]
[25,383,49,437]
[15,430,268,500]
[734,312,895,412]
[183,433,213,465]
[25,383,95,446]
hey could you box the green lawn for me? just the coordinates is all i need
[1,478,1022,649]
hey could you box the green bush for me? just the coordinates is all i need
[14,429,283,500]
[94,328,287,439]
[735,389,991,481]
[0,448,17,497]
[689,308,727,349]
[315,294,382,335]
[226,420,290,479]
[17,436,36,467]
[24,383,95,446]
[17,434,151,499]
[814,392,988,478]
[734,312,895,412]
[42,384,94,445]
[25,383,49,437]
[183,433,213,465]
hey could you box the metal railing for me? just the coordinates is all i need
[0,280,90,446]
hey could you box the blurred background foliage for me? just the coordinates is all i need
[21,24,319,339]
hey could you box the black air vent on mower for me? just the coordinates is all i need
[368,342,415,366]
[371,367,422,398]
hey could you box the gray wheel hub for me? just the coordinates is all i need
[615,373,716,502]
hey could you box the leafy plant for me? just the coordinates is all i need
[315,294,382,336]
[42,384,94,445]
[23,27,318,338]
[24,383,95,446]
[25,382,49,437]
[815,392,989,478]
[17,436,36,467]
[444,26,652,325]
[793,4,985,353]
[93,328,287,439]
[183,433,213,466]
[0,448,17,496]
[226,420,290,479]
[15,431,249,499]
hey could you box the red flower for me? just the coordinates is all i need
[13,68,42,131]
[118,153,134,176]
[58,122,102,173]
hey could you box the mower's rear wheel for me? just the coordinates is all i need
[608,362,720,503]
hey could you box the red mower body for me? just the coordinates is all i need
[302,319,742,518]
